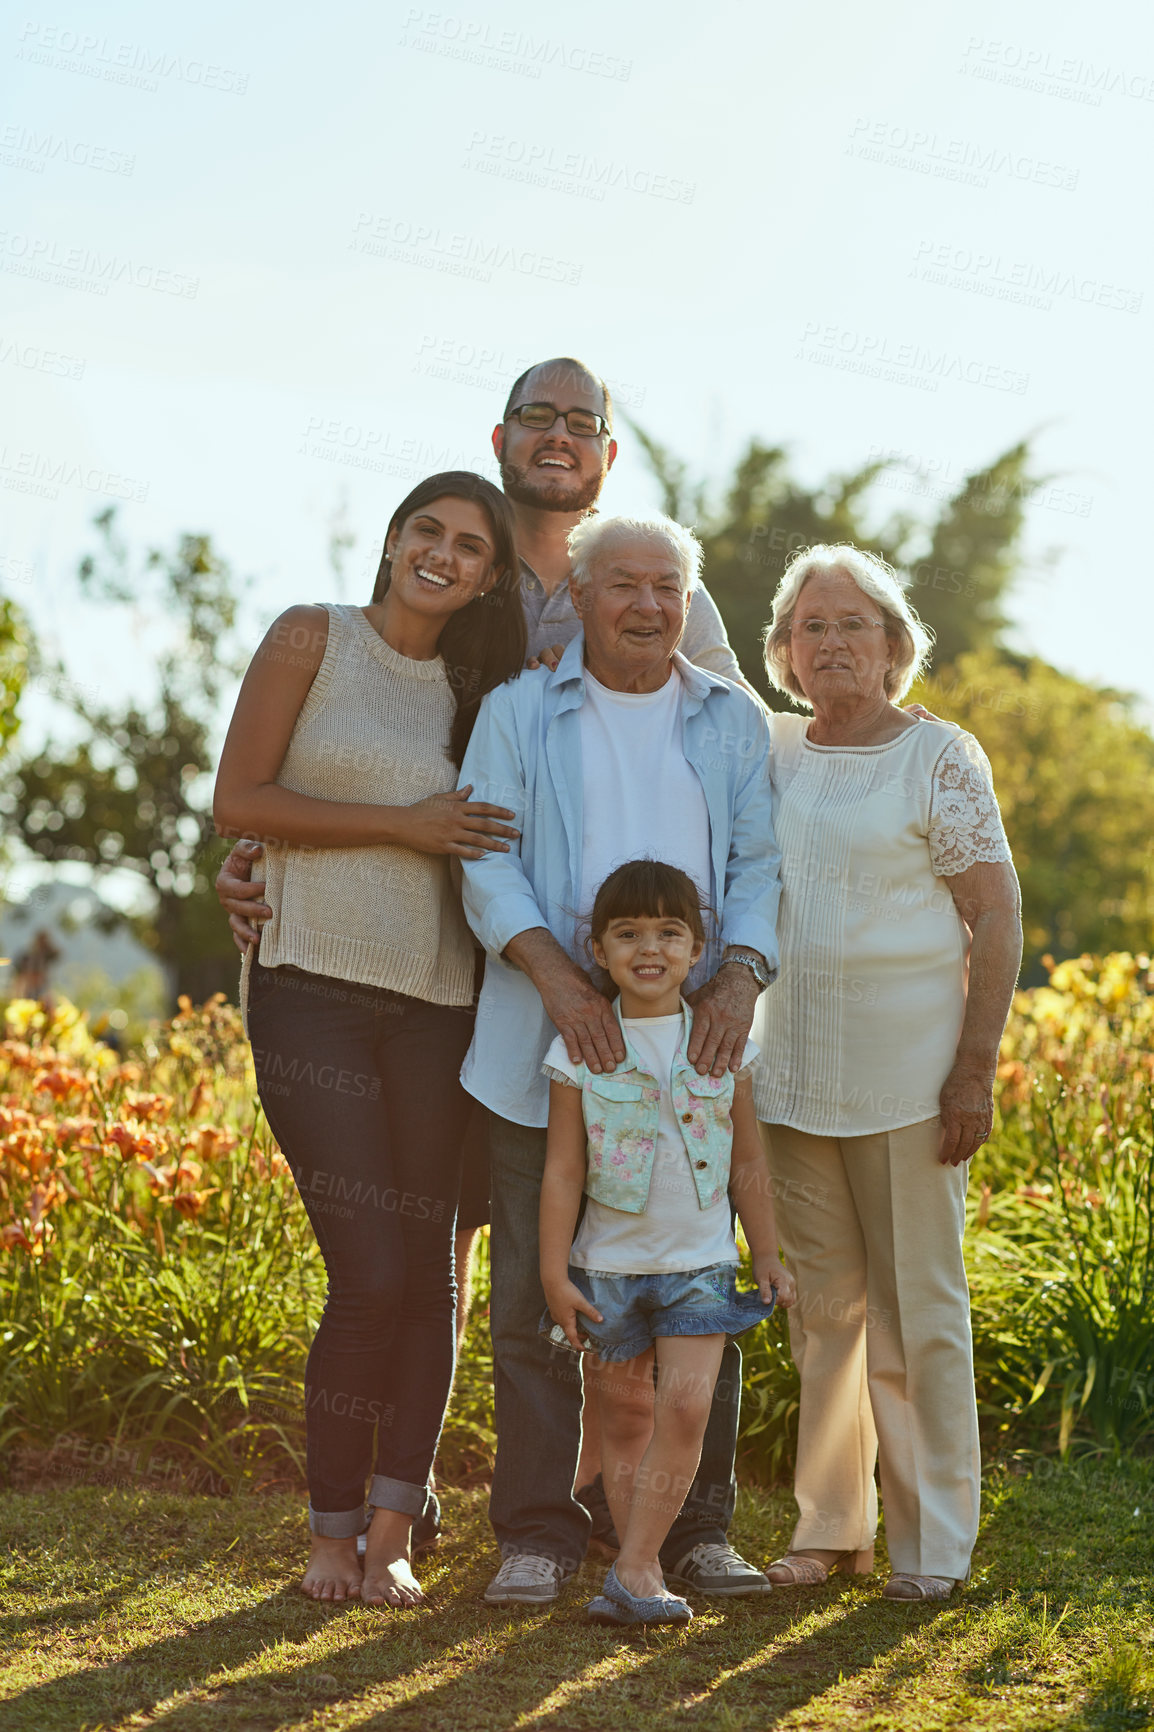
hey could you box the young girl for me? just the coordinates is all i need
[539,860,797,1626]
[214,471,525,1608]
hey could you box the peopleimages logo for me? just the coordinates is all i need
[864,442,1095,522]
[0,446,149,503]
[911,240,1142,315]
[846,117,1079,191]
[399,9,632,81]
[0,334,85,379]
[0,231,198,298]
[794,323,1029,396]
[0,553,36,587]
[463,132,696,205]
[297,416,480,486]
[15,20,249,94]
[959,37,1154,106]
[411,335,647,409]
[0,124,134,176]
[350,211,583,287]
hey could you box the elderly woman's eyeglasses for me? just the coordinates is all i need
[792,615,886,641]
[506,403,609,437]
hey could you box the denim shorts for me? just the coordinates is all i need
[545,1262,776,1365]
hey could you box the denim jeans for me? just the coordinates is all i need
[247,961,474,1535]
[487,1111,740,1573]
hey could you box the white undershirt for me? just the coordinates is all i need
[578,666,712,925]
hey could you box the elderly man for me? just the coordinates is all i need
[461,510,780,1606]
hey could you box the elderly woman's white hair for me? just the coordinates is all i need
[763,543,934,706]
[567,512,703,592]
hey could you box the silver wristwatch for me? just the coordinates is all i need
[721,947,774,992]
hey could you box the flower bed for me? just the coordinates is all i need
[2,958,1151,1492]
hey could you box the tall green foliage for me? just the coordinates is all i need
[913,441,1034,665]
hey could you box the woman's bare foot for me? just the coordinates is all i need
[361,1508,425,1609]
[301,1535,363,1601]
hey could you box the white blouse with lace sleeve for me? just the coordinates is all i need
[927,733,1013,878]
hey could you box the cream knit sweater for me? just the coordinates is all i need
[245,603,476,1009]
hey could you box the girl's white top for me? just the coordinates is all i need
[243,604,476,1014]
[545,1013,758,1275]
[752,714,1012,1137]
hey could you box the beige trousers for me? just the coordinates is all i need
[760,1117,980,1579]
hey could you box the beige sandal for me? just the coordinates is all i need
[765,1546,874,1586]
[882,1572,963,1601]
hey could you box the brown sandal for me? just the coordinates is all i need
[765,1546,874,1586]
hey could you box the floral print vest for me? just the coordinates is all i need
[580,1002,734,1216]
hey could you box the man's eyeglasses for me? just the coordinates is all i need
[506,403,609,437]
[791,615,887,640]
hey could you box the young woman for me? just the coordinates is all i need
[538,860,797,1626]
[214,472,526,1607]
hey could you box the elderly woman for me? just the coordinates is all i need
[755,543,1022,1602]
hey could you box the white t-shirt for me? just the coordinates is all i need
[578,667,712,931]
[544,1011,758,1275]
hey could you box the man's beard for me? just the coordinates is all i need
[500,457,605,514]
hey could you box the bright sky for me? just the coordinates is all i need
[2,0,1151,815]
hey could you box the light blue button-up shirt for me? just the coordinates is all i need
[458,635,781,1128]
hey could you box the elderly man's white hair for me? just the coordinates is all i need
[567,512,703,592]
[763,543,934,705]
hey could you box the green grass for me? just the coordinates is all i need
[2,1458,1151,1731]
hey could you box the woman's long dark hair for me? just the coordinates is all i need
[370,471,526,766]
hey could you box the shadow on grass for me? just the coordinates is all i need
[0,1576,962,1732]
[644,1600,960,1732]
[0,1587,138,1639]
[84,1592,962,1732]
[11,1462,1144,1732]
[0,1589,322,1732]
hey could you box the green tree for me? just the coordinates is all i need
[0,591,31,764]
[912,650,1154,976]
[633,427,1040,698]
[4,511,248,1003]
[913,441,1036,665]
